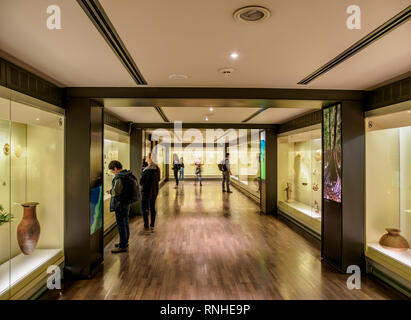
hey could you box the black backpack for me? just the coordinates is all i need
[218,162,227,172]
[120,174,140,204]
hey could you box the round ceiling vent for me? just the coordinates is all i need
[233,6,271,23]
[169,74,188,80]
[218,67,235,75]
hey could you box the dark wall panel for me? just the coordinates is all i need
[65,98,92,277]
[341,101,365,269]
[89,103,104,270]
[130,125,143,215]
[261,128,277,214]
[0,59,6,87]
[65,98,104,278]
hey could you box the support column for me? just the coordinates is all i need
[130,124,142,215]
[322,101,365,272]
[261,128,277,214]
[65,98,104,278]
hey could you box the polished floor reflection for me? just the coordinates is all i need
[42,181,405,300]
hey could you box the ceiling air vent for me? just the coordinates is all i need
[218,67,235,75]
[233,6,271,23]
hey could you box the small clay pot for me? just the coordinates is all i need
[379,228,409,252]
[17,202,40,255]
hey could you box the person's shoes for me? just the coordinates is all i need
[114,243,129,248]
[222,190,226,192]
[150,226,155,233]
[227,190,233,193]
[111,247,128,253]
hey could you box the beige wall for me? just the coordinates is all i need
[366,129,400,243]
[399,127,411,243]
[26,125,64,249]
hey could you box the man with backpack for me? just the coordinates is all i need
[108,160,139,253]
[219,153,233,193]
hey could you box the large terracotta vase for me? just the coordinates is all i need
[379,228,409,252]
[17,202,40,255]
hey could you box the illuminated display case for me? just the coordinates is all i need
[277,125,322,235]
[0,91,64,300]
[228,130,261,199]
[103,125,130,233]
[365,108,411,286]
[169,146,223,179]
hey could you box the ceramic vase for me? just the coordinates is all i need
[379,228,409,252]
[17,202,40,255]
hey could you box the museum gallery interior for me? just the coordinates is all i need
[0,0,410,300]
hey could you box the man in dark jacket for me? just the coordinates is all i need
[140,155,161,232]
[108,160,136,253]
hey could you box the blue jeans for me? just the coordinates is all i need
[141,199,157,229]
[179,167,184,181]
[115,204,130,248]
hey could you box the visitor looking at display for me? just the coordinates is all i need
[108,160,139,253]
[139,154,161,233]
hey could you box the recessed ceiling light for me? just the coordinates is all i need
[233,6,271,23]
[209,107,214,112]
[169,74,188,80]
[36,118,40,121]
[230,52,239,59]
[205,117,209,121]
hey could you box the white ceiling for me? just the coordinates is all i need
[163,107,261,123]
[105,107,163,123]
[248,108,313,124]
[0,0,135,86]
[99,0,411,89]
[0,0,409,89]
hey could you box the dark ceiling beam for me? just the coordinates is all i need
[76,0,147,85]
[65,87,365,101]
[242,108,267,122]
[132,123,277,129]
[154,106,170,122]
[298,5,411,85]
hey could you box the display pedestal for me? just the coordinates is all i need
[279,201,321,236]
[0,249,62,299]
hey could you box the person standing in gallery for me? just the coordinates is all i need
[179,157,185,182]
[194,159,202,186]
[108,160,139,253]
[172,153,181,188]
[140,154,160,232]
[221,153,232,193]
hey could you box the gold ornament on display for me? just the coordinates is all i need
[312,183,319,191]
[379,228,409,252]
[3,143,10,156]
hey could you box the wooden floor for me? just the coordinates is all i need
[41,181,405,300]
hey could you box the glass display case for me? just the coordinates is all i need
[277,125,322,235]
[103,125,130,233]
[0,92,64,300]
[169,146,223,179]
[365,108,411,283]
[228,130,261,199]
